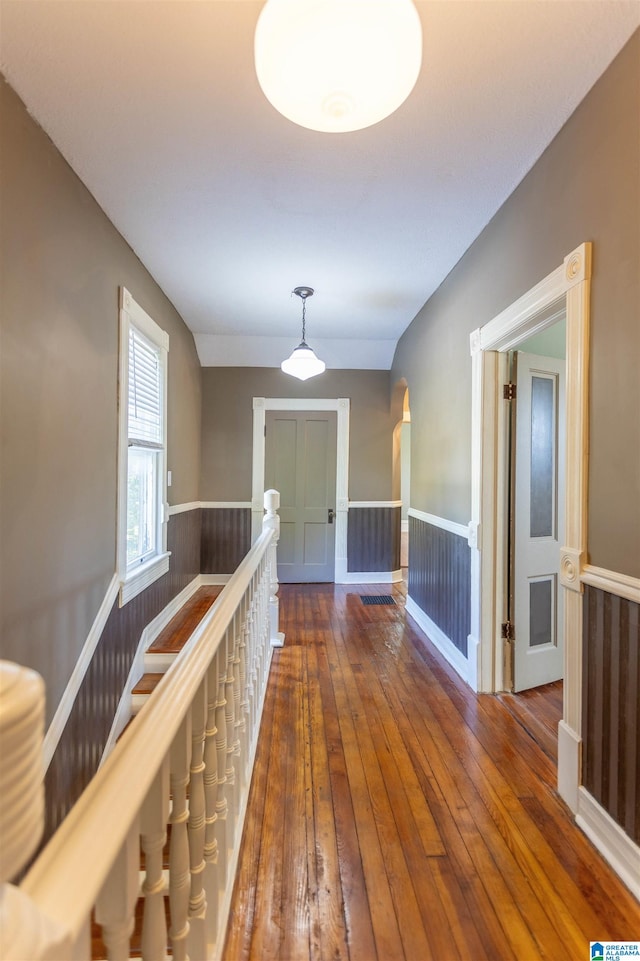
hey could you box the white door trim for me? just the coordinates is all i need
[469,242,591,813]
[252,397,350,580]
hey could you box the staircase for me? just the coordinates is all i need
[92,585,225,959]
[131,586,224,714]
[4,490,283,961]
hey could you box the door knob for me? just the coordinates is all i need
[328,508,335,524]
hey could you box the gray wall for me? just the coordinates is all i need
[392,31,640,578]
[0,79,202,722]
[200,367,395,502]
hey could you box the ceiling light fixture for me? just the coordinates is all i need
[254,0,422,134]
[281,287,326,381]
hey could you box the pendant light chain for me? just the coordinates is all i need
[301,295,307,344]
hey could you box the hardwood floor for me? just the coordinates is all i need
[224,581,640,961]
[498,681,564,764]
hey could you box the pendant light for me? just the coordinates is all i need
[254,0,422,134]
[281,287,326,381]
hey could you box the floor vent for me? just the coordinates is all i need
[360,595,396,606]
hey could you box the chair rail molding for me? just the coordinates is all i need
[407,508,470,541]
[581,564,640,604]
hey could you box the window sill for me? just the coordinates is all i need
[119,552,171,607]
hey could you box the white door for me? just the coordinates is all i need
[265,410,337,583]
[513,352,565,692]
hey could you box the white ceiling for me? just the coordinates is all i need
[2,1,638,369]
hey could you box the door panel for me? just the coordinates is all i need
[265,410,337,582]
[513,352,565,692]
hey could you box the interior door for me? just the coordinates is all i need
[265,410,337,583]
[513,351,566,692]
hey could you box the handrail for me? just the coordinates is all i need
[6,491,284,961]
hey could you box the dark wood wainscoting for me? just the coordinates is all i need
[43,509,201,844]
[583,584,639,844]
[408,515,470,656]
[201,507,252,575]
[347,506,401,573]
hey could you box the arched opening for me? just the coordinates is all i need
[391,380,411,570]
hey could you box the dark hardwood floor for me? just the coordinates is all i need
[224,581,640,961]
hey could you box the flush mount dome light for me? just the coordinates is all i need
[254,0,422,133]
[281,286,326,381]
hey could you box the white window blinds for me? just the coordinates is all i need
[128,325,163,446]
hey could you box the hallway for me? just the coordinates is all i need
[224,582,640,960]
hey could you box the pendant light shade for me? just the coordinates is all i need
[281,287,326,381]
[281,344,326,381]
[255,0,422,134]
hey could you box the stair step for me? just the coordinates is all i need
[132,673,165,695]
[92,890,172,960]
[131,673,165,715]
[147,586,222,655]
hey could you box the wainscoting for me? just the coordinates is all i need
[43,509,201,843]
[582,584,639,845]
[201,507,251,575]
[407,514,470,657]
[347,506,401,574]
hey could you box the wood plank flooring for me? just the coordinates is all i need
[498,681,563,764]
[224,581,640,961]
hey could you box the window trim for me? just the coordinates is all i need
[117,287,170,606]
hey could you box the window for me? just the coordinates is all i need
[118,288,170,604]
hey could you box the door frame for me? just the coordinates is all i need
[252,397,350,581]
[469,241,591,813]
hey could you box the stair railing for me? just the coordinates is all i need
[1,489,284,961]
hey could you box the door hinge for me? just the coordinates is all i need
[503,383,517,401]
[501,620,515,640]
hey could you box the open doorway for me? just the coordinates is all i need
[400,390,411,568]
[470,241,591,813]
[391,381,411,573]
[500,323,567,761]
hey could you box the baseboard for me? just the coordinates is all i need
[43,574,120,772]
[201,573,232,585]
[557,719,581,813]
[100,575,203,765]
[405,595,472,686]
[337,569,403,584]
[576,786,640,900]
[466,633,480,693]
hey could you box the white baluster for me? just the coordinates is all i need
[238,595,250,780]
[231,612,244,791]
[140,760,169,961]
[247,588,258,733]
[95,819,140,961]
[224,629,237,845]
[203,658,219,944]
[187,681,208,960]
[214,645,228,881]
[169,715,191,961]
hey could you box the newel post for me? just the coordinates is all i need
[0,661,70,960]
[263,489,285,648]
